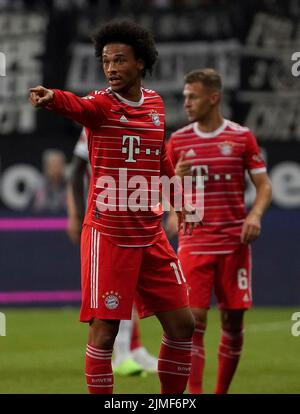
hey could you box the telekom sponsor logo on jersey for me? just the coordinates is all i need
[95,170,204,223]
[94,131,204,221]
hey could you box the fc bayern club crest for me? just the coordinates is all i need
[102,291,121,310]
[218,141,234,156]
[150,110,161,126]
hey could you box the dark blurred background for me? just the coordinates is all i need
[0,0,299,306]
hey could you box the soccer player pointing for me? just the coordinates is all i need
[29,20,196,394]
[167,69,272,394]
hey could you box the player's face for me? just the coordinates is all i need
[183,82,219,122]
[102,43,144,94]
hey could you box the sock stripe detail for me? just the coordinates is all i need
[191,353,205,359]
[158,370,190,377]
[86,345,113,355]
[162,337,192,351]
[85,344,113,394]
[85,351,111,359]
[161,341,192,351]
[221,329,244,339]
[162,335,192,345]
[218,351,241,359]
[219,347,242,356]
[220,342,242,350]
[158,358,192,366]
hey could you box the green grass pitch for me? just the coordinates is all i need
[0,307,299,394]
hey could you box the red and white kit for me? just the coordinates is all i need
[47,87,188,320]
[168,119,266,309]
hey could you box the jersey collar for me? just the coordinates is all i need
[110,88,144,107]
[193,119,228,138]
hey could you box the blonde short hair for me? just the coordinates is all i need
[184,68,222,91]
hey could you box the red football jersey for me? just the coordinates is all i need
[167,119,266,254]
[47,87,179,247]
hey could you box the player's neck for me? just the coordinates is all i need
[197,112,224,133]
[113,83,142,103]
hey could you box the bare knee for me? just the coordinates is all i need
[171,315,195,338]
[181,316,195,338]
[221,310,245,331]
[166,318,195,339]
[88,319,120,349]
[156,307,195,339]
[191,308,208,329]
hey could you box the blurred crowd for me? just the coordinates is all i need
[1,0,296,42]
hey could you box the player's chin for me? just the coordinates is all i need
[186,113,196,122]
[109,80,124,91]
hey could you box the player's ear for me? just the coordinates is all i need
[211,91,220,106]
[137,59,145,73]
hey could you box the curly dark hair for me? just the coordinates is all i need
[92,20,158,78]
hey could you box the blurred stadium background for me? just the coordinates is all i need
[0,0,299,394]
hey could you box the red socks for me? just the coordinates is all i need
[158,335,192,394]
[188,322,206,394]
[130,319,142,351]
[85,344,113,394]
[215,328,244,394]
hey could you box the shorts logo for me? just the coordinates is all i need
[102,291,121,310]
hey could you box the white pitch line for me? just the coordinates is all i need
[246,321,290,333]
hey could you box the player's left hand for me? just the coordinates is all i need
[176,211,192,235]
[176,204,202,236]
[241,212,261,244]
[165,211,179,238]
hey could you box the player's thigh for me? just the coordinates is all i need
[135,232,189,318]
[80,225,142,321]
[178,250,215,309]
[215,244,252,310]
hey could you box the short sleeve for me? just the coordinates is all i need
[244,131,266,175]
[166,135,177,168]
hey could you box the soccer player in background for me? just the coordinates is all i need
[29,20,196,394]
[67,127,158,375]
[167,69,272,394]
[31,149,67,213]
